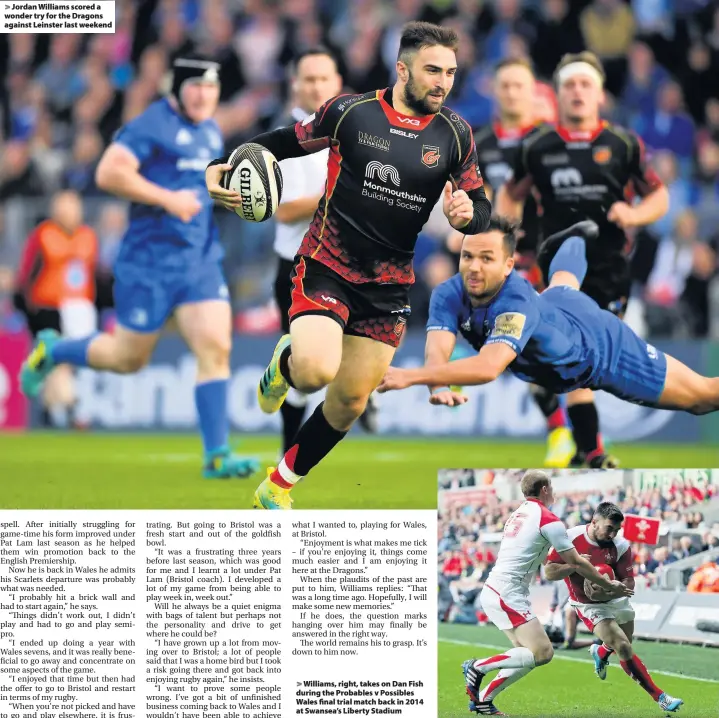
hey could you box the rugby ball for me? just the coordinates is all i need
[584,564,616,601]
[222,142,283,222]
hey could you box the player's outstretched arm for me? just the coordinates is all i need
[208,94,348,176]
[424,330,466,407]
[96,144,201,222]
[424,283,466,405]
[377,343,516,393]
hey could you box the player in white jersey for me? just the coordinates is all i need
[272,48,378,454]
[544,503,683,713]
[462,470,633,716]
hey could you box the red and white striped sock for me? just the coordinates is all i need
[479,666,533,702]
[270,445,301,489]
[473,647,535,674]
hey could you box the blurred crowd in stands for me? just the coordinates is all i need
[438,471,719,612]
[2,0,719,336]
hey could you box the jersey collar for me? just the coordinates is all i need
[378,88,435,130]
[555,120,607,143]
[493,121,537,140]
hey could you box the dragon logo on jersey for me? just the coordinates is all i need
[593,146,612,164]
[422,145,441,168]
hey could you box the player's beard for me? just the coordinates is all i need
[404,70,444,115]
[464,276,504,304]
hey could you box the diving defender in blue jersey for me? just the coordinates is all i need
[378,219,719,415]
[20,57,259,479]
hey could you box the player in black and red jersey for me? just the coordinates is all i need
[474,57,574,469]
[206,21,491,509]
[496,51,669,469]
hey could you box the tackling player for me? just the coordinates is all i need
[377,220,719,418]
[496,51,670,469]
[461,470,631,715]
[474,57,573,469]
[544,503,683,713]
[19,56,259,480]
[206,22,492,509]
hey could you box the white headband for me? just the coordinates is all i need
[557,61,604,88]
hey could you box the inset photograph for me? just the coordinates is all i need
[438,468,719,718]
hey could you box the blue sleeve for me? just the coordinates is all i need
[485,286,540,354]
[113,113,155,163]
[427,278,462,334]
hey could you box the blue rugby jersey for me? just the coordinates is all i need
[113,98,224,270]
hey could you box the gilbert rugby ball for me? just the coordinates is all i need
[222,142,283,222]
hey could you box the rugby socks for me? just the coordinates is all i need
[478,666,533,703]
[568,402,604,459]
[195,379,228,454]
[531,387,567,430]
[279,346,297,389]
[548,236,588,285]
[620,655,663,700]
[50,336,94,367]
[597,643,614,660]
[473,647,536,673]
[280,388,308,453]
[270,402,347,488]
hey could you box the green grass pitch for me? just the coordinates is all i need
[439,624,719,718]
[0,433,717,510]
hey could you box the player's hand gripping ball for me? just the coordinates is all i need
[584,564,616,602]
[206,143,283,221]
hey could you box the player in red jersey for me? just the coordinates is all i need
[206,22,491,509]
[545,503,683,713]
[461,471,632,716]
[473,57,574,468]
[496,51,669,469]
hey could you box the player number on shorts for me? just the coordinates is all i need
[503,512,527,539]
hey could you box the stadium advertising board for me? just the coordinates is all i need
[3,334,710,441]
[529,586,719,646]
